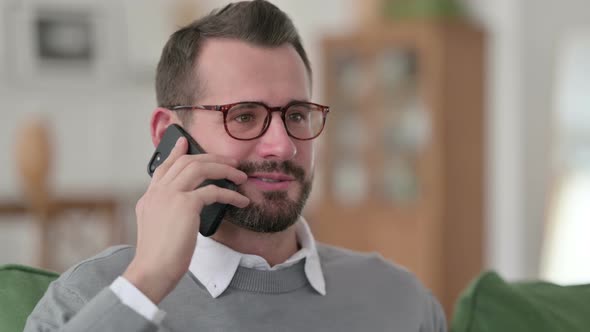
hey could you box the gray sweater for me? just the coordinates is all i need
[24,245,446,332]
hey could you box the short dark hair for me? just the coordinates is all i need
[155,0,312,125]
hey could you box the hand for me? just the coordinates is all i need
[123,137,249,304]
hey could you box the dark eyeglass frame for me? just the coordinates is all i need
[169,101,330,141]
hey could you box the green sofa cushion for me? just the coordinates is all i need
[0,264,59,332]
[452,271,590,332]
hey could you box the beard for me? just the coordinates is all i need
[224,160,312,233]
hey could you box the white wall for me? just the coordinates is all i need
[521,0,590,278]
[0,0,164,197]
[461,0,528,280]
[463,0,590,280]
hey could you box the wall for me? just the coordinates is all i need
[463,0,590,279]
[460,0,527,280]
[520,0,590,278]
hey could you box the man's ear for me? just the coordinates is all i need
[150,107,179,147]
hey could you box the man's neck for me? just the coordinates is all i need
[211,221,299,267]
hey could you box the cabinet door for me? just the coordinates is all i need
[314,33,440,286]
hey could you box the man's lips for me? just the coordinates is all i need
[246,173,295,190]
[248,173,295,182]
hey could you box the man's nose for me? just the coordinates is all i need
[255,113,297,160]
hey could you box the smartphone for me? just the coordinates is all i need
[147,124,237,236]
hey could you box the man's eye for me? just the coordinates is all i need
[234,113,255,123]
[288,112,305,122]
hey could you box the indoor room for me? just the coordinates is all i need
[1,0,589,331]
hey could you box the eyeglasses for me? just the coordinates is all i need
[170,101,330,141]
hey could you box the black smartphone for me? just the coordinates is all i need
[147,124,237,237]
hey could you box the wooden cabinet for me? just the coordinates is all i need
[310,21,485,315]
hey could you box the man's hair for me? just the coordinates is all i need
[155,0,312,125]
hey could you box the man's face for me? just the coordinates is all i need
[185,38,315,233]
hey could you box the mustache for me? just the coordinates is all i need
[237,160,306,183]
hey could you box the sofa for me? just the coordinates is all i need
[2,264,590,332]
[451,271,590,331]
[0,264,58,332]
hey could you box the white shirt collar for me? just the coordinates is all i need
[189,218,326,298]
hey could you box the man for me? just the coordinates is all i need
[25,1,446,331]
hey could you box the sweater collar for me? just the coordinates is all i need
[189,218,326,298]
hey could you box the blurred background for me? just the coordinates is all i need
[1,0,589,317]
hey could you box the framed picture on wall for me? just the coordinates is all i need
[35,8,95,69]
[2,0,125,85]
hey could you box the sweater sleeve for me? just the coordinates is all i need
[420,292,448,332]
[23,282,161,332]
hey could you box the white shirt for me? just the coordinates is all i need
[110,218,326,324]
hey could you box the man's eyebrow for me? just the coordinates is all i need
[246,99,311,106]
[288,98,311,104]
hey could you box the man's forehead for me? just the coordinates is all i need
[195,38,306,72]
[193,38,311,104]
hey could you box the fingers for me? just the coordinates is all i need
[171,162,248,192]
[192,184,250,209]
[152,137,188,181]
[161,153,239,185]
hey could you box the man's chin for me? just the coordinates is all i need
[224,180,312,233]
[224,205,300,233]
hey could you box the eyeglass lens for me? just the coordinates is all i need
[225,103,324,139]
